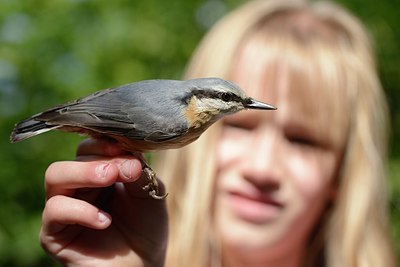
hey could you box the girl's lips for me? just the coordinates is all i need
[226,190,284,224]
[230,190,284,207]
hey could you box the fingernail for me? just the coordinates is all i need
[98,211,111,224]
[96,162,110,179]
[119,160,137,180]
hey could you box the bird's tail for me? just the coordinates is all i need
[10,115,60,143]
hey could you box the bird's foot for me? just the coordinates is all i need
[142,166,168,200]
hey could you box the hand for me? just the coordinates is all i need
[40,139,168,267]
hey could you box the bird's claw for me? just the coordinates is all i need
[142,166,168,200]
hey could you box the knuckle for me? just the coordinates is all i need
[42,196,64,226]
[76,139,89,156]
[44,195,90,222]
[45,195,64,213]
[39,228,50,251]
[44,162,62,184]
[76,138,103,157]
[39,229,45,244]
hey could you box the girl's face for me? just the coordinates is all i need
[214,38,348,265]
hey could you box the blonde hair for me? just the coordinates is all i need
[154,0,396,266]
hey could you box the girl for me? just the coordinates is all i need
[40,0,396,266]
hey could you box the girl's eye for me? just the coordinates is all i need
[287,135,316,147]
[285,128,320,148]
[223,120,254,131]
[284,124,320,148]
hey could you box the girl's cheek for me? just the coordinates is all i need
[287,149,336,201]
[217,129,250,167]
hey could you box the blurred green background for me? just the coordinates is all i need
[0,0,398,266]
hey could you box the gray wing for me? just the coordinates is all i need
[35,80,190,142]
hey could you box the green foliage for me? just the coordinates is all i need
[0,0,399,265]
[389,158,400,258]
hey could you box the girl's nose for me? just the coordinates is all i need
[241,128,282,189]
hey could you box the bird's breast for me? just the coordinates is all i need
[111,127,204,152]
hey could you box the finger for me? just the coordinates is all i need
[76,138,129,157]
[41,195,111,236]
[45,158,143,199]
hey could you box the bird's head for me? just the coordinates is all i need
[181,78,276,129]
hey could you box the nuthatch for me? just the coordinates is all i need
[10,77,276,199]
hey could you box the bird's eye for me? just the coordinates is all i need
[221,92,233,102]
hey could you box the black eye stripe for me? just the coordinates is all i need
[220,92,243,103]
[188,89,242,103]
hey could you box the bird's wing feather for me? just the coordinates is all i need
[35,82,189,141]
[144,130,187,143]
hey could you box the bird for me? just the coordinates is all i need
[10,77,276,199]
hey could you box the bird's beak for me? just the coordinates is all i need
[244,98,277,110]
